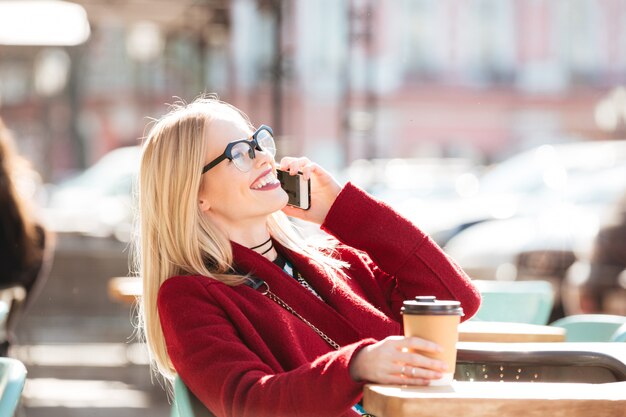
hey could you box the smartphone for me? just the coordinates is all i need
[277,169,311,210]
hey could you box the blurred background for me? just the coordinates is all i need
[1,0,626,415]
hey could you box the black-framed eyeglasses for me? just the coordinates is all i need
[201,125,276,174]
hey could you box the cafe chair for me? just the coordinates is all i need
[0,304,9,341]
[470,280,554,325]
[0,286,26,357]
[456,343,626,384]
[550,314,626,342]
[0,228,54,357]
[611,323,626,342]
[171,375,216,417]
[0,357,27,417]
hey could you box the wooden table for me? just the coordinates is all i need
[108,276,141,304]
[366,342,626,416]
[363,380,626,417]
[459,320,566,343]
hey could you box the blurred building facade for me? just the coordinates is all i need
[1,0,626,181]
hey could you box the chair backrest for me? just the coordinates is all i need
[611,323,626,342]
[172,376,216,417]
[0,357,27,417]
[0,303,9,343]
[456,343,626,383]
[470,280,554,325]
[0,286,26,333]
[550,314,626,342]
[0,225,52,356]
[0,286,26,356]
[171,376,192,417]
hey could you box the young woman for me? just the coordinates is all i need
[136,96,480,417]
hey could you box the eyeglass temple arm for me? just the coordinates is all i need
[202,154,228,174]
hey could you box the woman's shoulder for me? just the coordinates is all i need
[156,275,248,319]
[324,240,371,264]
[159,274,225,293]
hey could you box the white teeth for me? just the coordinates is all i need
[252,172,278,189]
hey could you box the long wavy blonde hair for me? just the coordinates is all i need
[134,95,348,382]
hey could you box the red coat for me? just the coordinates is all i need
[158,183,481,417]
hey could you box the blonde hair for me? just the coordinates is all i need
[134,95,348,382]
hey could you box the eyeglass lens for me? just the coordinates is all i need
[230,128,276,172]
[256,129,276,157]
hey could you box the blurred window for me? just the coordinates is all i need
[558,0,603,83]
[232,0,275,88]
[0,61,31,104]
[296,0,346,96]
[401,0,442,80]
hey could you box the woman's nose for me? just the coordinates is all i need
[254,147,274,167]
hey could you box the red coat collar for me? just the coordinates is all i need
[230,240,398,345]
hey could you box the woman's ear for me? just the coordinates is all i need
[198,198,211,212]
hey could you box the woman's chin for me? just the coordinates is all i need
[265,190,289,214]
[277,188,290,206]
[278,197,290,211]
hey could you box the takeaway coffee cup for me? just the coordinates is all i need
[401,296,464,385]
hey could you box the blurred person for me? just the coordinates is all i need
[134,96,481,417]
[566,190,626,316]
[0,117,52,355]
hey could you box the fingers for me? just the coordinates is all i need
[394,337,448,379]
[401,336,444,355]
[350,336,450,386]
[396,363,443,380]
[281,204,301,217]
[360,361,442,386]
[393,364,442,386]
[380,335,443,358]
[279,157,316,180]
[396,349,448,373]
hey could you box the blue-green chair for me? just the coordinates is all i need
[611,323,626,342]
[470,280,554,324]
[550,314,626,342]
[171,375,191,417]
[171,375,215,417]
[0,357,27,417]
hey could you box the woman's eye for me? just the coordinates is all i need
[231,150,245,161]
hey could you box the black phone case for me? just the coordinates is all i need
[277,170,311,210]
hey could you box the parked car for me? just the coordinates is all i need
[432,140,626,244]
[43,146,140,242]
[442,142,626,319]
[343,157,483,236]
[349,141,626,245]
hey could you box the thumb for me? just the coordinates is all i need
[281,204,307,219]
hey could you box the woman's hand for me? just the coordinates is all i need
[279,157,342,225]
[349,336,448,385]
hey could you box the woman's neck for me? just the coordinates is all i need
[249,237,275,260]
[230,227,277,262]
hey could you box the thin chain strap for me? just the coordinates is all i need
[260,283,340,351]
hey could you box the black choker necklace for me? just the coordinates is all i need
[249,237,274,256]
[260,243,274,255]
[249,237,272,251]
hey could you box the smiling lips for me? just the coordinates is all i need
[250,169,281,191]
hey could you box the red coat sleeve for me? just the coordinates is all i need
[321,182,481,321]
[158,277,373,417]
